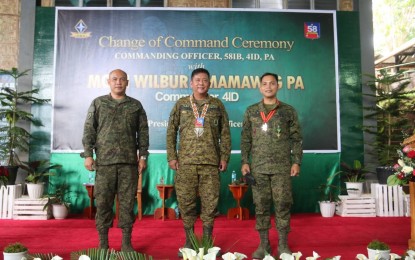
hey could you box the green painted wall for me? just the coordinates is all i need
[31,8,363,215]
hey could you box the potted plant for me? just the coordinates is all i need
[363,69,415,183]
[3,242,28,260]
[20,160,61,199]
[367,239,390,260]
[43,182,72,219]
[0,68,50,185]
[317,184,340,217]
[330,160,371,197]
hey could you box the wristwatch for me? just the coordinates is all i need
[140,156,147,161]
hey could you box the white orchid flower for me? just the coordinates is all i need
[221,252,237,260]
[203,251,219,260]
[33,258,41,260]
[293,252,303,260]
[279,253,294,260]
[208,247,221,256]
[180,248,197,260]
[390,253,402,260]
[305,251,320,260]
[402,166,414,174]
[198,248,205,259]
[78,256,91,260]
[51,256,63,260]
[407,250,415,258]
[398,159,405,167]
[356,254,368,260]
[263,254,276,260]
[234,252,247,260]
[405,250,415,260]
[331,256,341,260]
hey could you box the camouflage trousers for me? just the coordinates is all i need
[252,172,293,232]
[175,164,220,229]
[94,164,139,232]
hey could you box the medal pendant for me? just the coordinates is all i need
[262,123,268,132]
[194,127,204,137]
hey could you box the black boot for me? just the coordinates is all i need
[98,229,109,249]
[252,230,271,259]
[121,228,134,252]
[203,225,213,243]
[178,227,194,258]
[278,230,292,256]
[203,225,221,256]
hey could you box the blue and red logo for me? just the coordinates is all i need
[304,22,320,39]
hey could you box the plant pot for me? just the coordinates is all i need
[345,182,363,197]
[52,204,69,219]
[26,183,44,199]
[376,166,395,185]
[5,166,18,185]
[367,248,390,260]
[319,201,336,217]
[3,251,27,260]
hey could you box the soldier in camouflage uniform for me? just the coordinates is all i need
[166,68,231,257]
[240,72,303,259]
[82,69,149,252]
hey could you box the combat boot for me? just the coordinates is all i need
[252,230,271,259]
[203,225,213,242]
[277,230,292,256]
[203,225,221,256]
[121,228,134,252]
[178,227,194,258]
[98,229,109,249]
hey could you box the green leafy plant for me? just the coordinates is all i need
[330,160,371,183]
[363,69,415,166]
[0,68,50,166]
[43,182,72,210]
[188,231,215,254]
[27,253,57,260]
[3,242,27,253]
[317,184,340,202]
[367,239,390,250]
[70,248,153,260]
[20,160,61,184]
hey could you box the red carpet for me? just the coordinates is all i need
[0,214,410,259]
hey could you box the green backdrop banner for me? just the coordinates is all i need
[53,8,339,152]
[28,8,364,214]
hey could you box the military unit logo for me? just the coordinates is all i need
[304,22,320,39]
[70,19,91,39]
